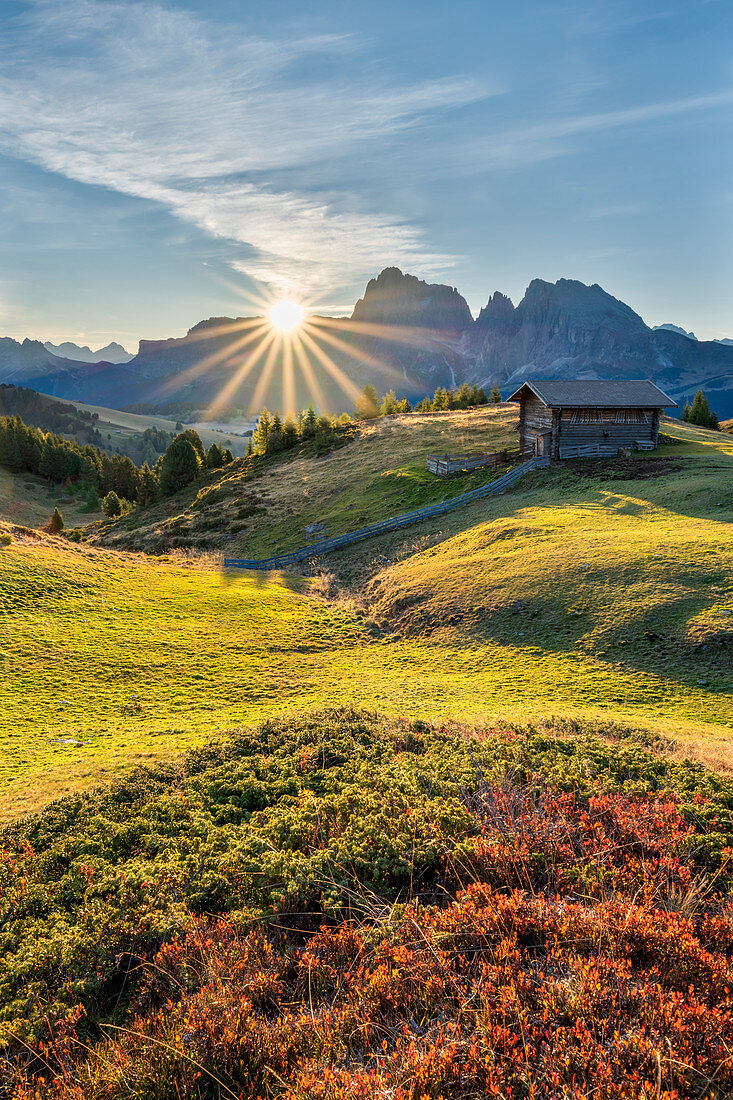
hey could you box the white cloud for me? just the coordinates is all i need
[470,88,733,172]
[0,0,489,300]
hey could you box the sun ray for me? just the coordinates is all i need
[301,322,404,386]
[205,272,275,316]
[206,330,276,418]
[171,315,267,349]
[154,322,271,399]
[291,335,328,412]
[249,335,284,413]
[309,315,439,349]
[282,335,296,415]
[297,328,363,403]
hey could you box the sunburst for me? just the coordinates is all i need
[180,285,422,418]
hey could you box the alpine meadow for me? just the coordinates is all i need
[0,1,732,1097]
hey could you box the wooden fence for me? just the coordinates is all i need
[224,457,541,571]
[426,445,533,477]
[557,443,620,460]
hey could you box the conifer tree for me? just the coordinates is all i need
[101,491,123,517]
[282,415,299,447]
[432,387,448,410]
[159,436,201,495]
[176,428,206,463]
[253,409,272,452]
[355,384,379,419]
[687,390,720,430]
[301,405,318,438]
[49,507,64,533]
[205,443,225,469]
[138,463,159,505]
[490,384,502,403]
[380,390,399,416]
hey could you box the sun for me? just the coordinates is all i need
[268,299,304,333]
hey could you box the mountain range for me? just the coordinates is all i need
[43,340,133,364]
[2,269,732,418]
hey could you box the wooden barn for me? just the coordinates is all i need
[507,379,678,460]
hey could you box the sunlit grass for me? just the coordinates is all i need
[1,508,732,820]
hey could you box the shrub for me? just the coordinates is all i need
[48,507,64,533]
[101,490,123,517]
[5,708,733,1098]
[0,532,11,546]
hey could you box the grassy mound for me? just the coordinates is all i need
[4,708,733,1098]
[91,405,518,555]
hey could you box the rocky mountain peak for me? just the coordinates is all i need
[476,291,515,327]
[653,323,697,341]
[351,267,473,331]
[516,277,648,334]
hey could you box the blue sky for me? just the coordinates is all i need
[0,0,730,348]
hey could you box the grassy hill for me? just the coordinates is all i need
[66,396,253,457]
[1,409,732,818]
[91,404,519,555]
[2,412,733,1096]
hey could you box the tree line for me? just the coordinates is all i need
[0,384,103,442]
[249,406,352,458]
[681,390,720,430]
[355,381,497,419]
[247,383,500,459]
[0,413,234,519]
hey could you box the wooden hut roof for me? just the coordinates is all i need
[506,379,678,408]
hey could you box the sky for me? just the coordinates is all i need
[0,0,730,349]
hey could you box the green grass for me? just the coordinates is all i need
[1,499,733,822]
[1,414,732,819]
[0,466,98,530]
[92,404,519,554]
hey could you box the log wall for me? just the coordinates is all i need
[557,408,656,452]
[519,394,553,451]
[517,394,662,457]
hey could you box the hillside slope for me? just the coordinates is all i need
[2,418,733,821]
[91,404,519,555]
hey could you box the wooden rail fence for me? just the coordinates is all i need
[224,456,542,571]
[427,445,534,477]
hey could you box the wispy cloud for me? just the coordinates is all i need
[0,0,489,301]
[470,88,733,171]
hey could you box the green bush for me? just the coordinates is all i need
[101,490,123,517]
[2,707,733,1046]
[0,532,11,547]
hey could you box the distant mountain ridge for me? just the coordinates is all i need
[44,340,133,364]
[2,268,732,418]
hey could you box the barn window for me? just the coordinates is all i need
[614,409,649,424]
[569,408,603,423]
